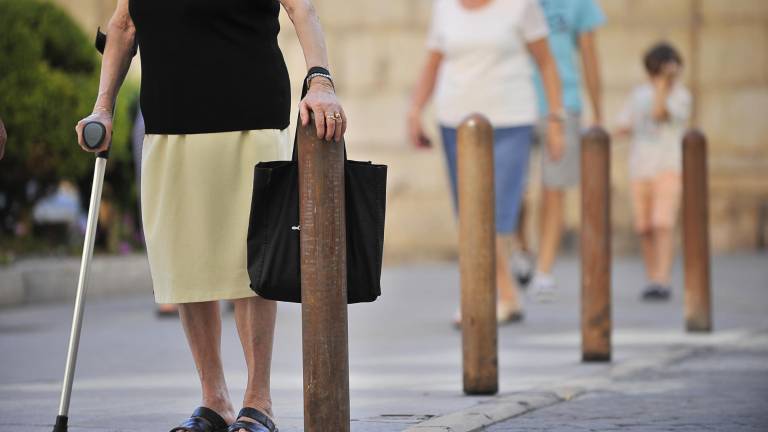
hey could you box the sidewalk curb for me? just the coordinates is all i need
[404,329,754,432]
[403,387,585,432]
[0,254,152,307]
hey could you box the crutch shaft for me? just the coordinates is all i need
[56,156,107,418]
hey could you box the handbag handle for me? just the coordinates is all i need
[291,75,347,162]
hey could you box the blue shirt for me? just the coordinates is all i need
[533,0,606,115]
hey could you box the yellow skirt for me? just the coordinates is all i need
[141,129,290,304]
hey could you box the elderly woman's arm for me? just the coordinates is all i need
[527,38,564,161]
[281,0,346,142]
[75,0,136,153]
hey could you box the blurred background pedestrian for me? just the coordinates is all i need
[526,0,606,302]
[616,42,691,300]
[408,0,565,325]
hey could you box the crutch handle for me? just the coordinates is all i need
[83,121,105,149]
[83,121,109,159]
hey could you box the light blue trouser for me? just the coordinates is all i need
[440,125,533,234]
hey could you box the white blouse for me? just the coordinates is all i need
[427,0,549,128]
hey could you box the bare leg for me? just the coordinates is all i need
[639,230,656,282]
[650,172,682,286]
[536,187,564,274]
[515,199,531,253]
[232,295,278,431]
[652,227,675,285]
[633,181,655,284]
[497,236,521,311]
[178,301,236,424]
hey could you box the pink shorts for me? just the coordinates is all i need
[631,171,682,233]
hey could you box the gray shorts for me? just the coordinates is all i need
[534,112,582,188]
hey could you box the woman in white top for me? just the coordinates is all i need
[408,0,564,323]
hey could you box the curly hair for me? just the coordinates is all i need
[643,42,683,76]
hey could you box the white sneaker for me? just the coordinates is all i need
[529,273,557,303]
[511,251,534,287]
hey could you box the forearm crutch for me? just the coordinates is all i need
[52,122,109,432]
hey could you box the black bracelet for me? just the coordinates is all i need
[308,66,330,76]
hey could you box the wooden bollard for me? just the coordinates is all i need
[298,122,350,431]
[580,127,612,362]
[682,129,712,332]
[457,114,498,395]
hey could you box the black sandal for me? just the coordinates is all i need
[170,407,229,432]
[228,407,278,432]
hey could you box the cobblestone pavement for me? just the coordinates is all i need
[488,337,768,432]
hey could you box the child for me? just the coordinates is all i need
[617,42,692,301]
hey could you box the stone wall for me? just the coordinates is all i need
[55,0,768,260]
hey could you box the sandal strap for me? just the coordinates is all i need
[228,421,268,432]
[229,407,277,432]
[170,407,228,432]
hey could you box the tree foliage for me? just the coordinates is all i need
[0,0,136,233]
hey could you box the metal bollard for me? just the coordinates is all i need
[298,121,350,431]
[682,129,712,333]
[457,113,498,395]
[580,127,612,362]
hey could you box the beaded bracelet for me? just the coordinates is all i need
[307,72,334,89]
[307,66,334,89]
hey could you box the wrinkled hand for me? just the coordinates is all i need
[407,111,431,149]
[75,109,113,153]
[299,79,347,142]
[547,120,565,162]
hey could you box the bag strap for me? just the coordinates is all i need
[291,75,347,162]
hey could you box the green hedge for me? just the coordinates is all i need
[0,0,137,233]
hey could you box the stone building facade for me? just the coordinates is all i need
[55,0,768,260]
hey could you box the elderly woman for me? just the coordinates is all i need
[408,0,564,323]
[75,0,346,431]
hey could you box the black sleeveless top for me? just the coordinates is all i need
[129,0,291,134]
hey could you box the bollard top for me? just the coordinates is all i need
[582,126,610,145]
[683,128,707,147]
[458,113,492,131]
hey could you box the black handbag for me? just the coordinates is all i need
[246,77,387,304]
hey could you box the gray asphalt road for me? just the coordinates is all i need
[1,254,766,431]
